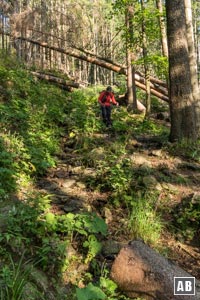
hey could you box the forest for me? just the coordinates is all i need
[0,0,200,299]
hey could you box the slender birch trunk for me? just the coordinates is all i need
[156,0,168,57]
[141,0,151,116]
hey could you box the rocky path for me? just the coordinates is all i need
[35,133,200,281]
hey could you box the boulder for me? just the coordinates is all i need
[110,240,200,300]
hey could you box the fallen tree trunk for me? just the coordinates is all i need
[136,70,167,88]
[0,31,169,100]
[15,35,127,74]
[1,31,168,101]
[32,71,168,102]
[111,240,200,300]
[135,72,168,96]
[31,71,80,89]
[135,79,169,102]
[9,27,168,89]
[24,36,167,98]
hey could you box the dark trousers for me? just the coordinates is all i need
[101,105,112,126]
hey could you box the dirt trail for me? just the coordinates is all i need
[36,132,200,280]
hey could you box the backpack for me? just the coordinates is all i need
[101,91,110,103]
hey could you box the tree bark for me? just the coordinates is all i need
[111,240,200,300]
[141,0,151,116]
[184,0,200,135]
[156,0,168,57]
[166,0,199,141]
[126,4,137,110]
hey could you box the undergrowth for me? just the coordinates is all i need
[167,139,200,162]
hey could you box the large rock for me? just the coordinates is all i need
[110,240,200,300]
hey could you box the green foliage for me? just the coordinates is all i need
[167,140,200,162]
[57,212,107,237]
[76,272,133,300]
[172,195,200,241]
[83,235,102,263]
[64,88,101,135]
[150,96,169,113]
[112,0,168,80]
[0,55,70,185]
[90,149,132,195]
[0,253,44,300]
[76,275,131,300]
[127,196,163,245]
[76,283,106,300]
[0,137,17,197]
[135,118,168,135]
[0,195,107,273]
[100,277,117,297]
[135,54,168,79]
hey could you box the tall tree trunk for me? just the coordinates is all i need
[184,0,200,133]
[126,50,137,110]
[195,2,200,73]
[126,4,137,111]
[166,0,199,141]
[184,0,199,95]
[156,0,168,57]
[1,15,5,50]
[141,0,150,116]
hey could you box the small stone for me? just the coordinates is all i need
[82,168,97,177]
[104,207,113,224]
[143,176,158,188]
[76,181,86,189]
[102,240,122,256]
[130,153,152,168]
[150,149,163,157]
[62,179,76,189]
[90,147,106,161]
[63,199,84,212]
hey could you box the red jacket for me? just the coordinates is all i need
[98,90,118,107]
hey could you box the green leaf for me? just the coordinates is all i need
[45,212,55,223]
[82,214,107,236]
[100,277,117,294]
[76,283,106,300]
[83,235,102,254]
[45,212,58,231]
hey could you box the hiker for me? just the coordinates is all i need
[98,86,119,127]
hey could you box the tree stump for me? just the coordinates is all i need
[110,240,200,300]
